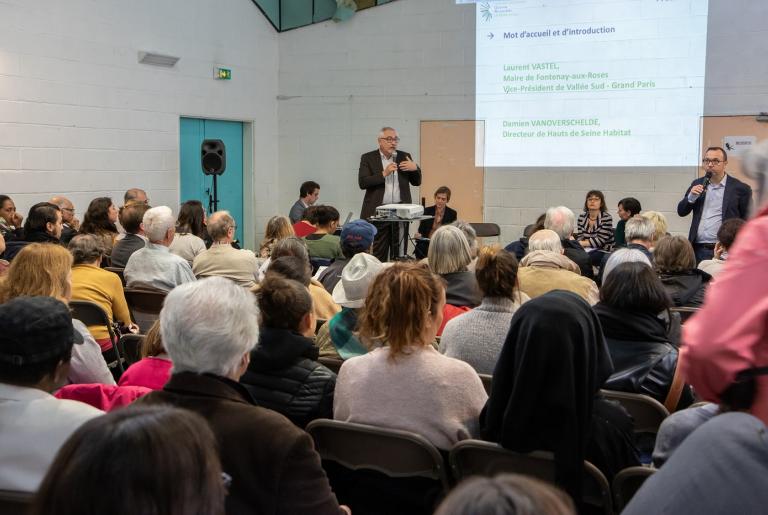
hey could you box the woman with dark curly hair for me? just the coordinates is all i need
[79,197,119,259]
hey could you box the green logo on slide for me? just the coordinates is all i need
[480,2,492,22]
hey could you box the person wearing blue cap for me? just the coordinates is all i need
[0,296,103,492]
[318,219,377,294]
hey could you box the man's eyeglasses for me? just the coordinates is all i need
[379,137,400,143]
[702,159,723,165]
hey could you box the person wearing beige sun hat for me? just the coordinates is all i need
[315,253,384,360]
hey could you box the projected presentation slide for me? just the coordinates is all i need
[476,0,709,167]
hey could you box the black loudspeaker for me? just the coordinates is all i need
[201,139,226,175]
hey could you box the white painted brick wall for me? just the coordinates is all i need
[278,0,768,245]
[0,0,279,248]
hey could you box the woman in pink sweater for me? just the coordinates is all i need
[119,322,172,390]
[333,262,487,451]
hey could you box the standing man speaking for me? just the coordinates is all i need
[358,127,422,261]
[677,146,751,262]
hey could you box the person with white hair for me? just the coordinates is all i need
[428,225,482,333]
[517,229,599,304]
[137,277,348,515]
[601,248,652,283]
[124,206,195,291]
[192,211,259,288]
[597,218,655,283]
[545,206,593,278]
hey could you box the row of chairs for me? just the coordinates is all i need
[306,418,655,514]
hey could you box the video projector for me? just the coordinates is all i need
[375,203,424,219]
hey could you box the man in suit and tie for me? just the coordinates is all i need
[677,146,752,263]
[358,127,422,261]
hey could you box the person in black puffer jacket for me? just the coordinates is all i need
[654,235,712,321]
[594,261,694,411]
[241,273,335,429]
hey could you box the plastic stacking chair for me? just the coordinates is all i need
[450,440,613,515]
[612,466,656,512]
[117,334,145,366]
[123,287,167,333]
[600,390,669,435]
[69,300,124,375]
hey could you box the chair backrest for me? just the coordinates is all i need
[306,419,450,492]
[600,390,669,434]
[478,374,492,396]
[104,266,126,286]
[469,222,501,238]
[0,489,34,515]
[118,334,145,366]
[69,300,123,374]
[612,466,655,512]
[450,440,613,515]
[123,287,167,333]
[317,356,343,374]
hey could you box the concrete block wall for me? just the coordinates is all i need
[278,0,768,245]
[0,0,279,248]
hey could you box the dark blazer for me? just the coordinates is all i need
[138,372,342,515]
[358,149,422,219]
[417,205,457,237]
[110,233,146,268]
[677,174,752,242]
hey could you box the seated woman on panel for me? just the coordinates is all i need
[481,290,639,506]
[575,190,614,265]
[414,186,457,259]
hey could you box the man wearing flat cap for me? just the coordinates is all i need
[0,296,103,492]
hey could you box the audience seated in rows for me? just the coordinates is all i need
[78,197,119,262]
[481,291,640,505]
[110,202,149,268]
[316,252,383,360]
[49,196,79,245]
[31,406,226,515]
[169,200,207,264]
[545,206,593,278]
[0,243,114,385]
[0,194,23,241]
[69,234,137,351]
[124,206,195,291]
[624,413,768,515]
[654,235,711,316]
[434,474,575,515]
[3,201,62,261]
[334,262,488,451]
[428,225,482,334]
[267,237,341,320]
[193,210,258,288]
[241,275,336,428]
[614,197,642,248]
[259,215,294,258]
[597,215,655,284]
[118,321,172,390]
[318,219,376,293]
[697,217,745,278]
[0,296,103,492]
[304,205,342,260]
[439,246,529,375]
[594,259,694,411]
[516,229,599,304]
[137,276,346,514]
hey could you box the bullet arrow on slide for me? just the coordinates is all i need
[488,33,494,39]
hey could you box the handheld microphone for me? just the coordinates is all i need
[702,171,713,193]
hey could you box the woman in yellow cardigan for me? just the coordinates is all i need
[69,234,138,351]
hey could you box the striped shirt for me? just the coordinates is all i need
[577,211,614,250]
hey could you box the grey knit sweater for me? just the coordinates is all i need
[438,295,529,375]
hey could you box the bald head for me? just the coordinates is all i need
[528,229,563,253]
[207,211,235,242]
[124,188,148,205]
[49,196,75,224]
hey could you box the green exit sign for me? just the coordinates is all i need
[215,67,232,80]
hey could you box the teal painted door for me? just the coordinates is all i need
[180,118,244,243]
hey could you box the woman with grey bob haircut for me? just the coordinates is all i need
[161,276,259,378]
[68,233,106,265]
[428,225,481,312]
